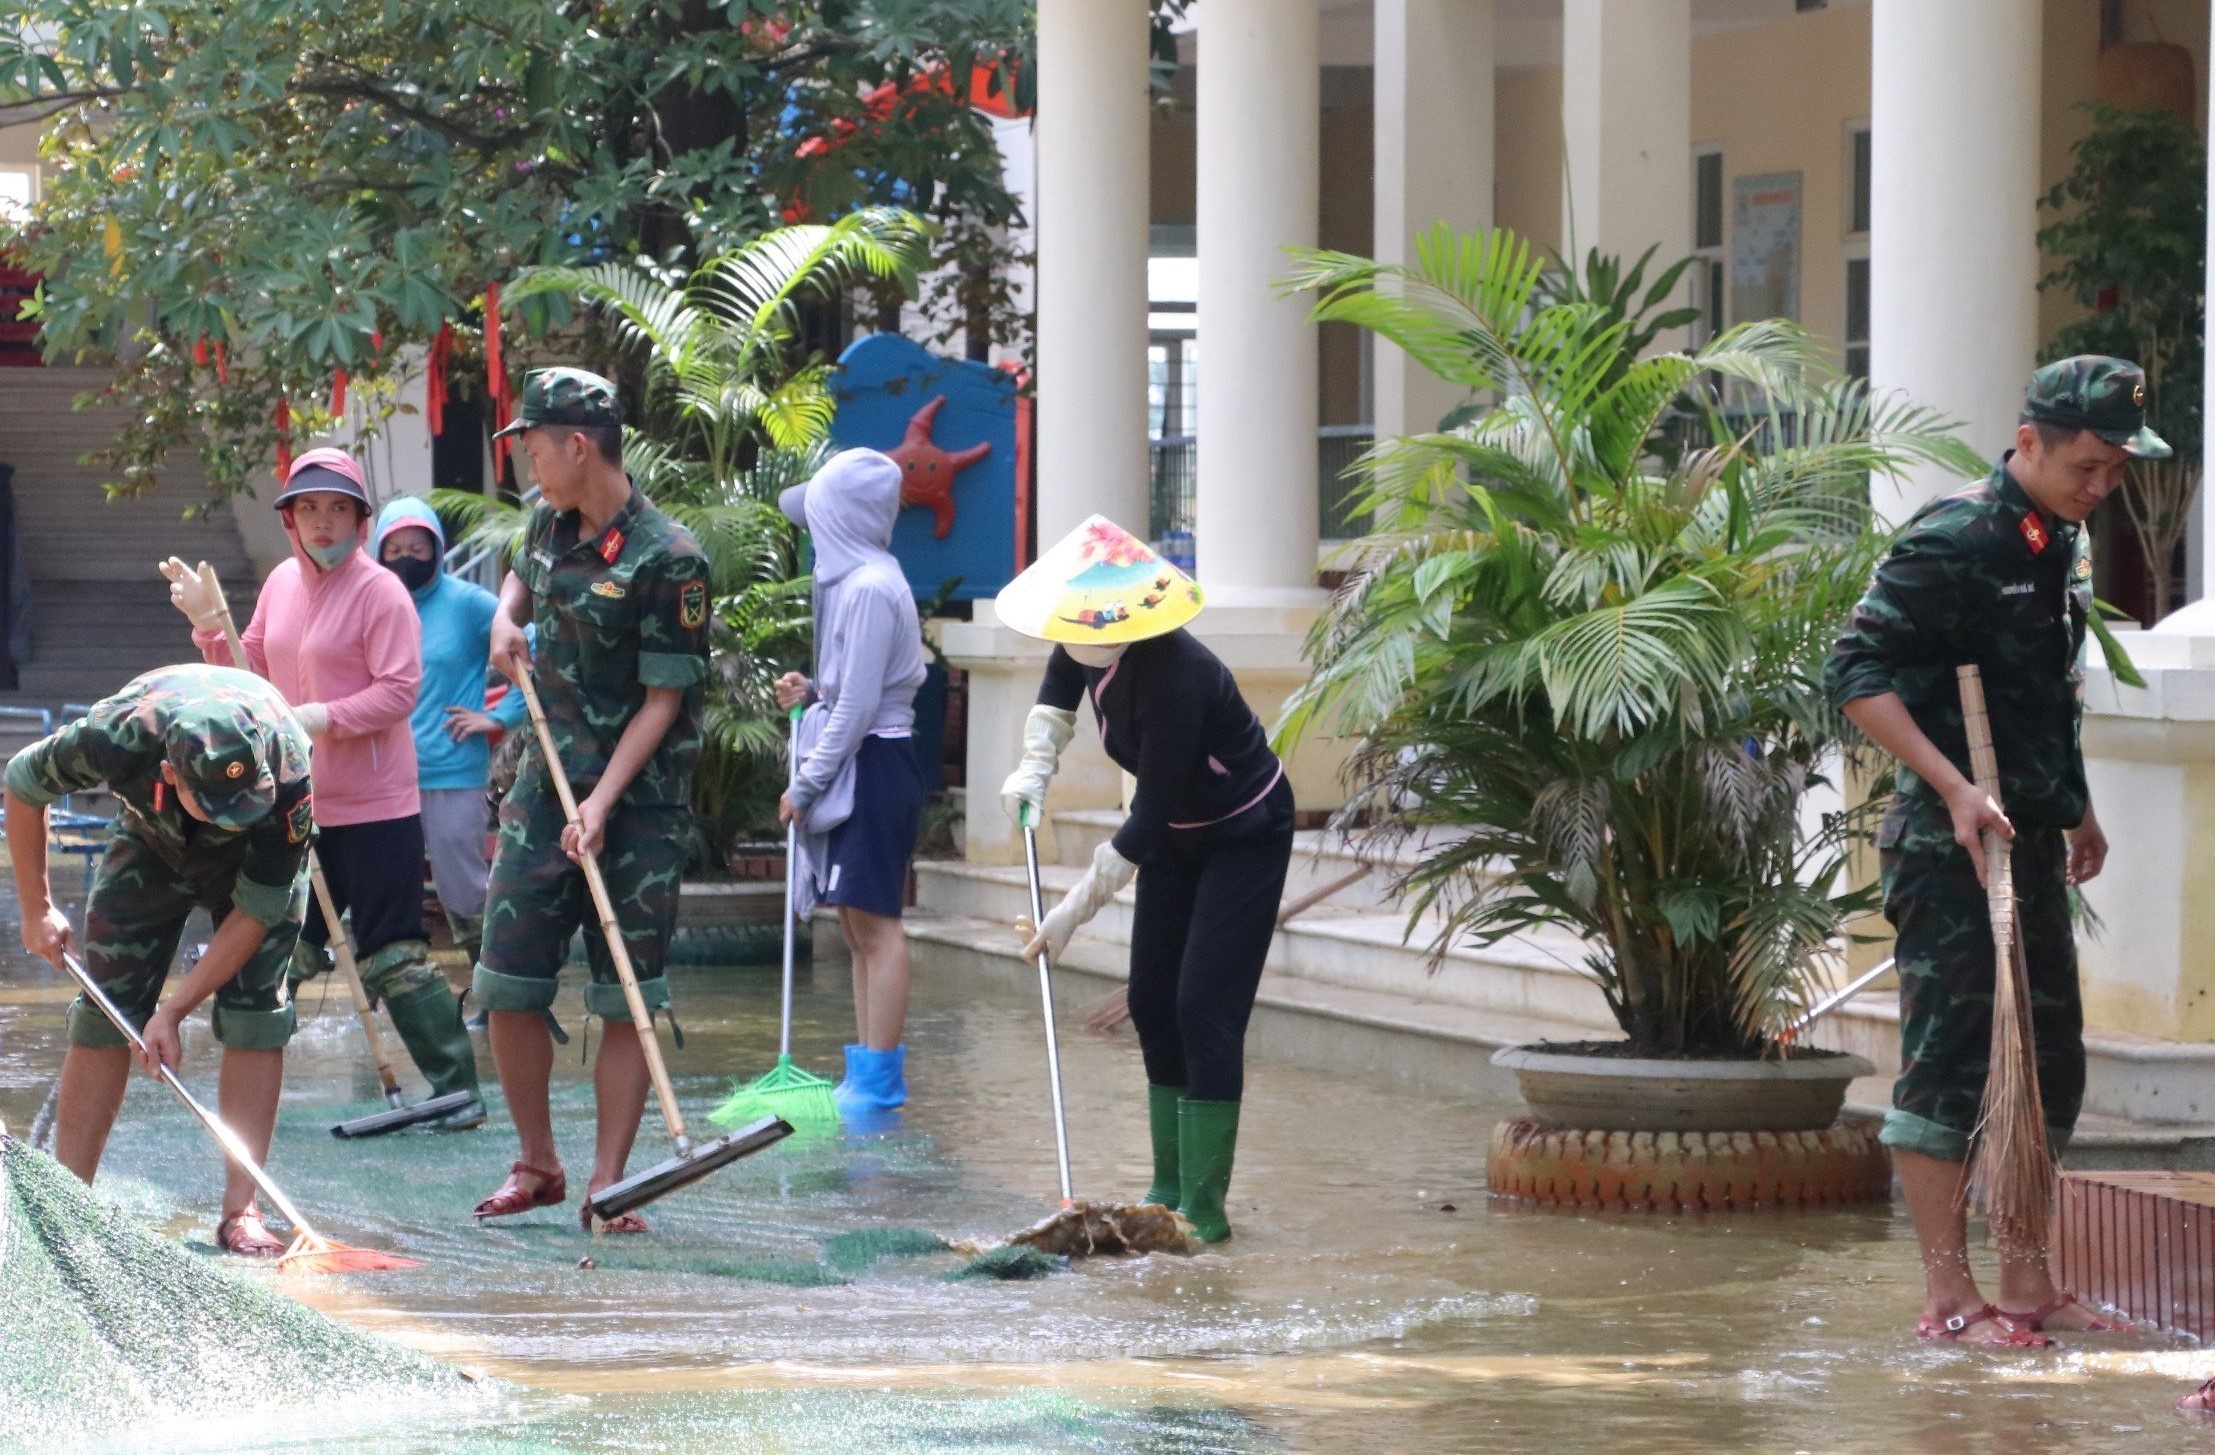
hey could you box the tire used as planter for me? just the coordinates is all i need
[1488,1119,1893,1211]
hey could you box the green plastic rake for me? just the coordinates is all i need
[713,706,839,1131]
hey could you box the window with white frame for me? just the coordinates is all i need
[0,167,34,226]
[1692,147,1725,346]
[1843,124,1870,381]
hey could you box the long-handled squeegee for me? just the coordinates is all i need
[513,671,791,1220]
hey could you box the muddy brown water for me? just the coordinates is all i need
[0,904,2208,1452]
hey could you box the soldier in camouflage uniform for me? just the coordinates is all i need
[469,368,711,1232]
[1825,356,2163,1345]
[3,664,313,1255]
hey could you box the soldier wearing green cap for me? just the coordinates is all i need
[1823,355,2166,1346]
[471,367,712,1233]
[3,663,314,1255]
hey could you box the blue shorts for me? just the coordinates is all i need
[820,734,925,918]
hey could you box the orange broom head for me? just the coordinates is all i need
[279,1230,424,1275]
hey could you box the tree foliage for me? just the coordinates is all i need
[0,0,1030,498]
[1280,225,1985,1057]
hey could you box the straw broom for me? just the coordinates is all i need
[1956,664,2055,1247]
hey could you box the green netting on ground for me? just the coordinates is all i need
[0,1135,468,1441]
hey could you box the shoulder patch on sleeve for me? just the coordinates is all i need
[680,578,708,630]
[287,795,315,845]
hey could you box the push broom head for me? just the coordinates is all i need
[1006,1200,1193,1259]
[708,1055,838,1131]
[585,1115,793,1221]
[278,1229,424,1276]
[330,1089,482,1140]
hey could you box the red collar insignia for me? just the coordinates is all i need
[597,527,626,565]
[2018,512,2048,555]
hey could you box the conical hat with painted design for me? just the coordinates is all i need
[993,515,1204,645]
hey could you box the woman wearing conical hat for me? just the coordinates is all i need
[997,516,1294,1244]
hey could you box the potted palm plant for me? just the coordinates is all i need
[1279,228,1983,1187]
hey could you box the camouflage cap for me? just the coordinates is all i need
[491,367,623,440]
[2023,355,2172,460]
[164,702,277,830]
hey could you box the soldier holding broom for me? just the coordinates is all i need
[1824,357,2161,1346]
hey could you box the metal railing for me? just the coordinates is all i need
[442,486,539,589]
[1148,426,1375,543]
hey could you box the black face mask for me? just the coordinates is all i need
[385,554,437,591]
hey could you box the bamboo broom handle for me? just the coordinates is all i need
[514,669,692,1155]
[1955,665,2016,961]
[203,571,405,1103]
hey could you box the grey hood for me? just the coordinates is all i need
[780,448,903,588]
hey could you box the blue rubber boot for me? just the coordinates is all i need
[836,1044,908,1115]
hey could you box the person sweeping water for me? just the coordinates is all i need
[996,517,1294,1244]
[468,368,719,1233]
[769,448,929,1118]
[1824,357,2156,1347]
[3,665,315,1254]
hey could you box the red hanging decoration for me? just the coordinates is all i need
[213,340,228,385]
[425,322,452,437]
[275,397,293,477]
[192,335,208,367]
[330,368,348,418]
[484,283,511,472]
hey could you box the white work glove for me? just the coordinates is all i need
[293,702,331,736]
[1001,704,1078,827]
[159,557,226,632]
[1018,839,1136,963]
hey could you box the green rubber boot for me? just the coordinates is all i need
[1143,1084,1184,1209]
[1177,1097,1241,1244]
[365,940,482,1121]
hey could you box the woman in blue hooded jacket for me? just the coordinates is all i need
[374,496,527,964]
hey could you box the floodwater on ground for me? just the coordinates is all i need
[1,905,2211,1453]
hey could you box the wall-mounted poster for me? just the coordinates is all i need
[1731,171,1802,324]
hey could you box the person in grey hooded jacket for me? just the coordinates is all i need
[776,448,929,1115]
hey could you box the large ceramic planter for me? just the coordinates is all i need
[1486,1044,1891,1210]
[1491,1043,1874,1134]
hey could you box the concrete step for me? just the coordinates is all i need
[1045,807,1460,915]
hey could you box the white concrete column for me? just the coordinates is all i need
[1035,0,1151,545]
[1195,0,1322,601]
[1868,0,2041,522]
[1561,0,1690,276]
[1373,0,1494,441]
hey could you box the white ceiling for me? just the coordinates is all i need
[1302,0,1872,71]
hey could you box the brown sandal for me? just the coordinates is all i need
[2001,1293,2125,1333]
[1914,1304,2050,1348]
[2178,1377,2215,1412]
[581,1201,648,1235]
[473,1161,567,1220]
[215,1204,286,1257]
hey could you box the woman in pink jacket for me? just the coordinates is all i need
[171,448,482,1128]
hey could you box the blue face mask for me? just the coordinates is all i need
[303,536,358,572]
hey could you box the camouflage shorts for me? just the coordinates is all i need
[1879,825,2084,1162]
[471,776,686,1022]
[68,824,308,1051]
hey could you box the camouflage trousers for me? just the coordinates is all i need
[68,824,307,1051]
[1878,825,2084,1163]
[470,774,686,1022]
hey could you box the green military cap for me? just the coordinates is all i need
[2023,355,2172,459]
[164,702,277,830]
[491,366,623,440]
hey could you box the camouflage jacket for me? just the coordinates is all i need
[514,484,710,808]
[3,665,315,924]
[1824,457,2093,846]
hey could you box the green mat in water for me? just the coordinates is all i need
[0,1135,468,1441]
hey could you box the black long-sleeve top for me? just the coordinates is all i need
[1037,629,1291,864]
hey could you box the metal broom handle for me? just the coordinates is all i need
[1020,807,1076,1207]
[780,704,801,1062]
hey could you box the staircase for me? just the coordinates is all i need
[0,367,260,740]
[909,809,2215,1170]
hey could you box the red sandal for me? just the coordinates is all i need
[2000,1293,2125,1333]
[581,1201,648,1235]
[473,1162,567,1220]
[1914,1305,2051,1348]
[215,1204,287,1257]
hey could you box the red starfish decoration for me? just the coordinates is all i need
[887,394,992,539]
